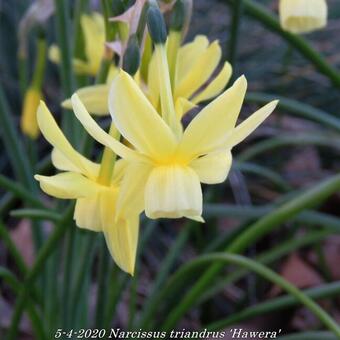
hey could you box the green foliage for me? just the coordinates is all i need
[1,0,340,339]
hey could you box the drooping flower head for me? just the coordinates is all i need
[34,102,140,275]
[279,0,328,34]
[71,71,277,222]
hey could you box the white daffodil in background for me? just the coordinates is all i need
[34,102,140,275]
[279,0,328,34]
[49,13,113,76]
[61,35,232,117]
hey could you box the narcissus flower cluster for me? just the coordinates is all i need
[35,1,278,275]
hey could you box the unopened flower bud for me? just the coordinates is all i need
[123,34,141,76]
[21,87,42,139]
[147,1,167,44]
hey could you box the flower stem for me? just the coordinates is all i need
[6,205,74,340]
[227,0,243,68]
[31,37,47,90]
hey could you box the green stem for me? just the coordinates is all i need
[0,221,28,276]
[207,281,340,330]
[6,204,74,340]
[199,231,331,305]
[54,0,74,97]
[237,134,340,162]
[167,30,181,89]
[228,0,243,68]
[235,161,291,191]
[226,0,340,87]
[70,233,98,320]
[54,0,78,143]
[10,208,61,222]
[18,54,28,96]
[62,226,76,329]
[0,85,34,189]
[0,175,45,209]
[0,268,46,339]
[246,92,340,133]
[161,253,340,337]
[160,174,340,330]
[31,38,47,90]
[94,237,111,328]
[103,220,158,329]
[138,222,193,327]
[227,175,340,253]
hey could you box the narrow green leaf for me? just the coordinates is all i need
[206,281,340,330]
[246,92,340,133]
[10,208,61,222]
[0,175,45,209]
[0,84,34,189]
[159,174,340,330]
[161,253,340,337]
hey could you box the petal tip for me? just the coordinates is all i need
[61,98,71,109]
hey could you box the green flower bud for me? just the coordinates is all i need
[170,0,186,31]
[147,2,167,45]
[123,34,141,76]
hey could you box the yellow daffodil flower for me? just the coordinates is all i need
[34,102,140,275]
[49,13,108,76]
[279,0,328,34]
[61,35,232,117]
[148,34,232,118]
[21,86,42,139]
[70,70,278,222]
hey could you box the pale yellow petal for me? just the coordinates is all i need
[175,41,222,100]
[109,71,178,160]
[111,159,128,185]
[73,59,96,76]
[178,76,247,159]
[74,194,102,231]
[103,216,140,275]
[71,94,144,162]
[37,101,94,177]
[176,36,209,85]
[191,62,232,104]
[48,44,60,64]
[81,13,105,72]
[147,53,160,108]
[187,215,205,223]
[145,165,202,219]
[227,100,279,148]
[62,85,109,115]
[34,172,98,199]
[175,97,197,119]
[51,148,99,179]
[99,188,139,275]
[279,0,327,34]
[116,162,152,218]
[190,151,232,184]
